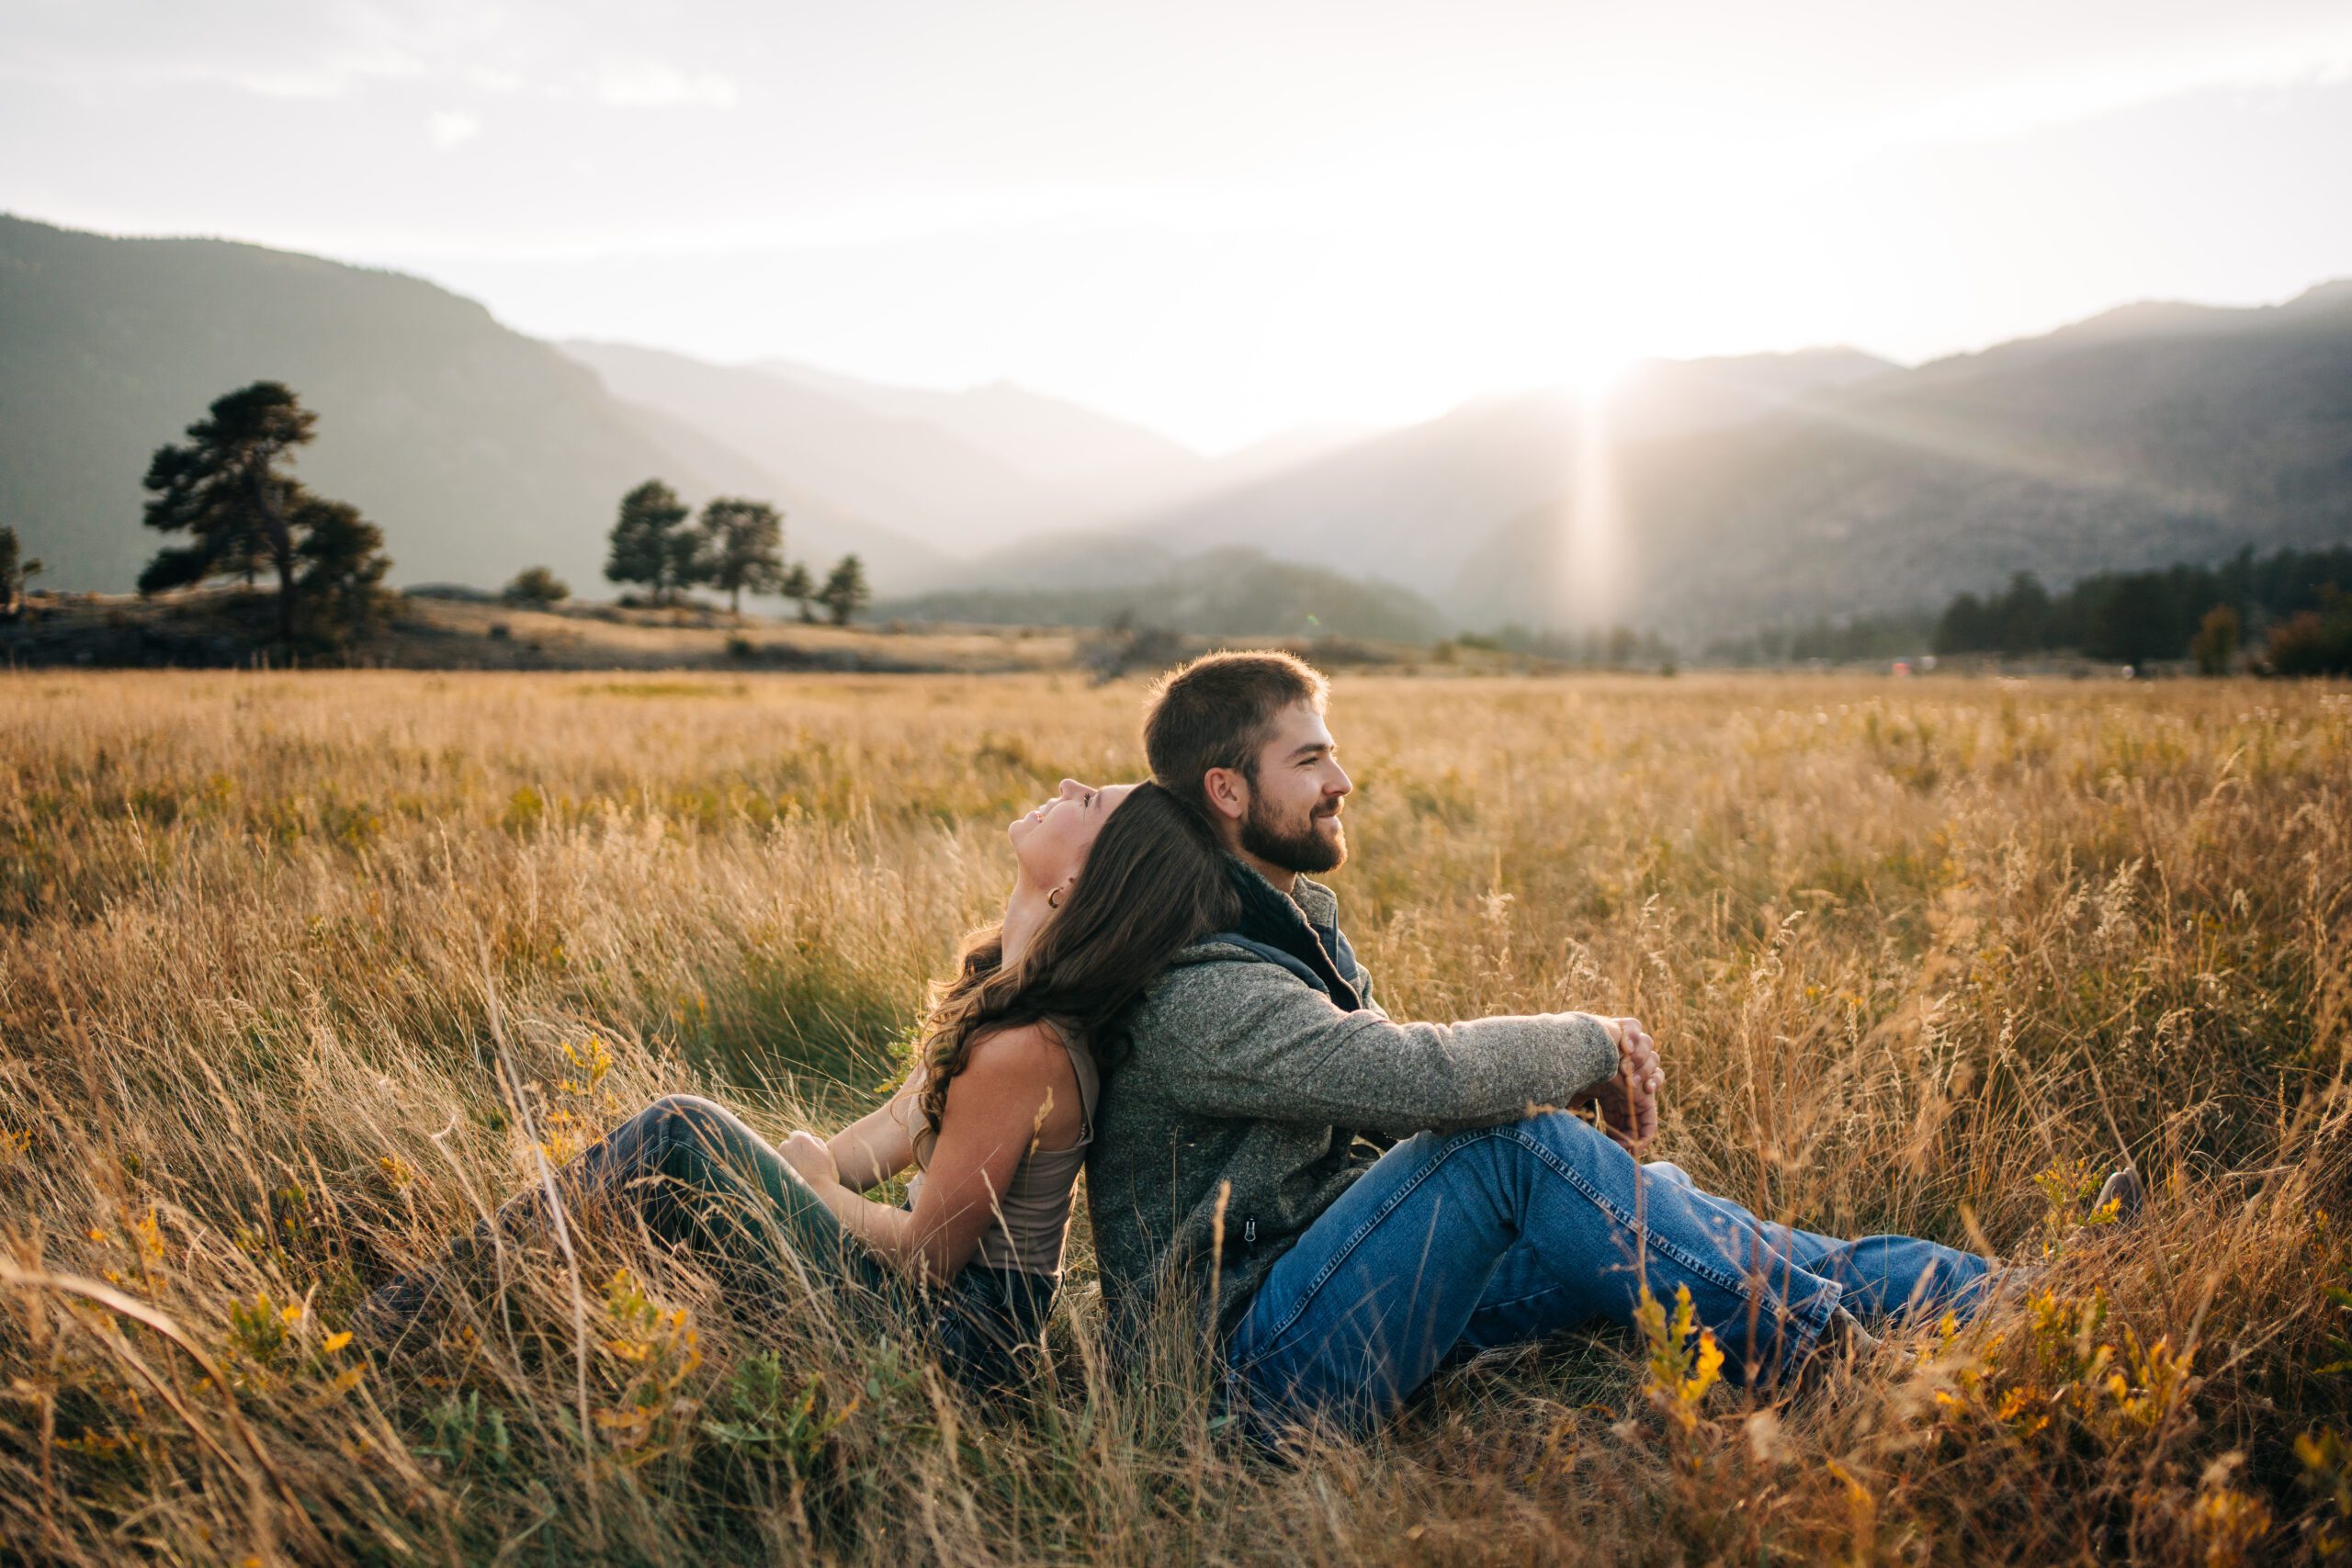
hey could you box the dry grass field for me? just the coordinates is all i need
[3,669,2348,1565]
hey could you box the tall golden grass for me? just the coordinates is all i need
[2,669,2346,1565]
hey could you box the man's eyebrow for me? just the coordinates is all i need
[1287,740,1333,761]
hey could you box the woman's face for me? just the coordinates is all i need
[1009,778,1136,894]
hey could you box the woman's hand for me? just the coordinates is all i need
[780,1129,840,1190]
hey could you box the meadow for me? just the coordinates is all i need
[2,668,2346,1566]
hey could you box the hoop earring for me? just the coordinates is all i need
[1046,886,1065,909]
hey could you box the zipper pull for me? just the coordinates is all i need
[1243,1218,1257,1245]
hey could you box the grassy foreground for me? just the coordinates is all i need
[2,670,2347,1565]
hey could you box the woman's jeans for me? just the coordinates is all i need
[1227,1110,1994,1432]
[376,1094,1055,1391]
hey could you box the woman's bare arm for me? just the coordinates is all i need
[780,1024,1078,1282]
[824,1090,919,1192]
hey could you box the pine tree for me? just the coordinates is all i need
[291,499,395,649]
[0,525,41,620]
[696,498,786,615]
[817,555,870,626]
[605,480,692,604]
[139,381,322,652]
[780,561,817,623]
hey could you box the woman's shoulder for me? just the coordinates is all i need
[962,1018,1080,1069]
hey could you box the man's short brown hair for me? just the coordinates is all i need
[1142,650,1329,818]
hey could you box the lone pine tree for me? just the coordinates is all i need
[139,381,390,654]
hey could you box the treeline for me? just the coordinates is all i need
[1450,623,1679,669]
[1936,546,2352,672]
[1702,611,1938,668]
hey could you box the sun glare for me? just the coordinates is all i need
[1569,353,1632,400]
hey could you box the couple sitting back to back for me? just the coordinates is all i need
[367,651,2057,1433]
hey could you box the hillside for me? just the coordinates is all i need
[752,356,1208,514]
[1114,350,1907,616]
[564,342,1096,558]
[1126,294,2352,637]
[878,546,1448,643]
[0,216,948,599]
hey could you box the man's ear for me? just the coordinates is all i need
[1200,765,1250,826]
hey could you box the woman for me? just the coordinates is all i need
[358,777,1240,1390]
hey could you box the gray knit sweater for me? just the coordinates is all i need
[1085,874,1623,1342]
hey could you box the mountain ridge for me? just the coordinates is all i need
[0,213,950,599]
[1114,283,2352,637]
[8,209,2347,641]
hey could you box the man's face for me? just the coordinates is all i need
[1239,702,1351,874]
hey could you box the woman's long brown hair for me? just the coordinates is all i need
[912,781,1238,1140]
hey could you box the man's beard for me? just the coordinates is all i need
[1241,797,1347,874]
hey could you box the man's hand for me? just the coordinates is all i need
[780,1130,840,1190]
[1587,1016,1663,1150]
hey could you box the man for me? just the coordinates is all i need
[1085,650,2002,1435]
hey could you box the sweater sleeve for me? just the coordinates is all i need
[1148,962,1620,1135]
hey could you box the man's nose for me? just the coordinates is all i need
[1328,763,1353,796]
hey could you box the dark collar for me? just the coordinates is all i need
[1219,857,1363,1011]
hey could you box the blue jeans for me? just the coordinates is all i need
[1227,1111,1994,1432]
[363,1095,1057,1393]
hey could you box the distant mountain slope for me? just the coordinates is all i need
[1114,350,1894,605]
[566,341,1091,557]
[1125,297,2352,637]
[753,356,1207,512]
[881,546,1447,644]
[1569,281,2352,637]
[0,215,946,596]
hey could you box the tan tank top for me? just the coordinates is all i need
[900,1032,1097,1277]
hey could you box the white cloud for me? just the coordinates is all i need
[425,109,481,150]
[586,60,737,108]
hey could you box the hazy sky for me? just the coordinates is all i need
[6,1,2350,450]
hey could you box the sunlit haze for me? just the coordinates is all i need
[6,1,2350,450]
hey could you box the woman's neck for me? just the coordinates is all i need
[1000,878,1056,969]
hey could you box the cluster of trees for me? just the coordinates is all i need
[1934,546,2352,672]
[107,389,877,659]
[136,381,394,653]
[602,479,869,625]
[1450,623,1679,669]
